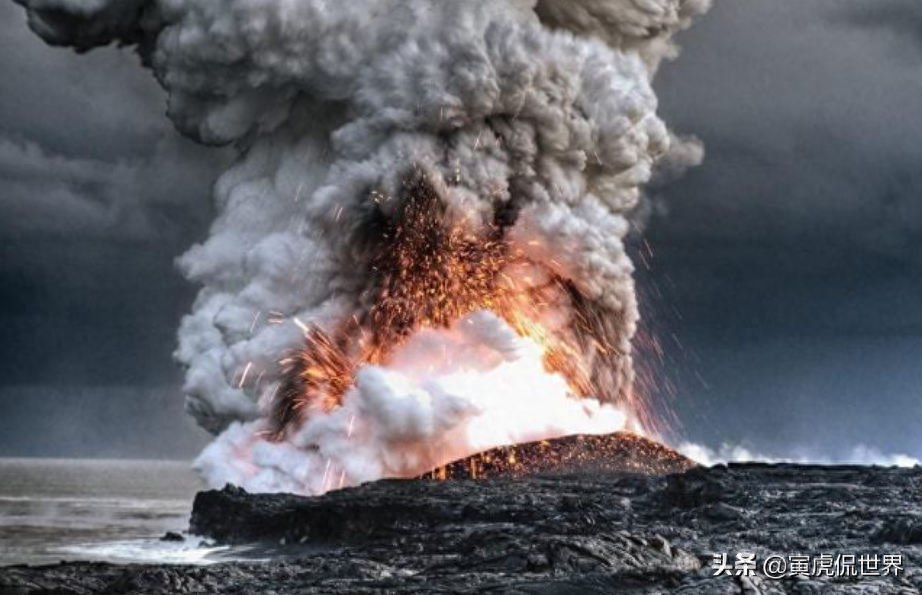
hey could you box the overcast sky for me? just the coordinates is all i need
[0,0,919,461]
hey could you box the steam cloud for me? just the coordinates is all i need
[17,0,709,493]
[678,441,921,468]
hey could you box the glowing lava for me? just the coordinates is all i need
[270,173,645,443]
[195,310,631,495]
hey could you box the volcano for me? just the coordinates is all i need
[12,0,715,496]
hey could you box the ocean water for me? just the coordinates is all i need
[0,458,234,566]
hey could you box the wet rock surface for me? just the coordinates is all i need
[2,463,921,594]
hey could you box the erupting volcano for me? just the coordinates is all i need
[15,0,709,494]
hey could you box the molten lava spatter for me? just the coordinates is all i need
[270,172,644,442]
[422,432,695,480]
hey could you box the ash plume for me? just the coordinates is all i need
[16,0,709,493]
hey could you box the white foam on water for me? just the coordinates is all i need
[52,535,233,566]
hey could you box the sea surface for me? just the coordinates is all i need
[0,458,237,566]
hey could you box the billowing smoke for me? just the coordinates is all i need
[17,0,708,494]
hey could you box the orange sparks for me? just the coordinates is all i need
[269,171,650,439]
[238,362,253,389]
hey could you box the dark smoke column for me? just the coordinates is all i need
[15,0,708,493]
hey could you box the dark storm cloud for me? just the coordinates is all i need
[0,386,207,459]
[836,0,922,53]
[0,135,226,241]
[645,0,922,458]
[0,2,231,242]
[0,1,228,457]
[652,0,922,320]
[0,2,160,160]
[656,0,922,253]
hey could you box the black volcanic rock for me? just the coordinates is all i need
[160,532,185,543]
[191,432,693,546]
[2,463,921,594]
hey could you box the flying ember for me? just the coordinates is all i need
[270,171,645,443]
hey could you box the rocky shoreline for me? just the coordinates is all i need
[2,458,921,593]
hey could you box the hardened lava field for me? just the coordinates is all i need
[8,458,920,594]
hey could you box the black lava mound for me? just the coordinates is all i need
[419,432,696,480]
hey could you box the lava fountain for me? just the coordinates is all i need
[15,0,709,494]
[257,171,639,492]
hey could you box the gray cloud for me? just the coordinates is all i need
[640,0,922,460]
[0,2,159,160]
[0,2,231,243]
[655,0,922,255]
[644,0,922,343]
[0,1,229,458]
[836,0,922,53]
[0,386,208,459]
[0,135,226,241]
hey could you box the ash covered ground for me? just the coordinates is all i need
[3,434,921,595]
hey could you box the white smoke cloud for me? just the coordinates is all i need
[677,441,920,468]
[16,0,710,492]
